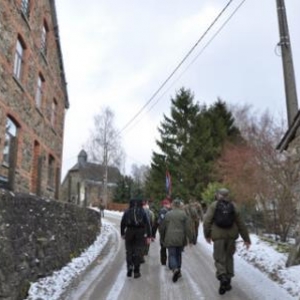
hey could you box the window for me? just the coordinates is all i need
[3,118,17,166]
[41,23,48,56]
[47,155,55,188]
[21,0,30,18]
[35,74,44,109]
[13,39,24,80]
[51,99,57,127]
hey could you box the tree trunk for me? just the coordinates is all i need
[286,234,300,267]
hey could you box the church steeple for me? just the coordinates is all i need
[78,149,87,166]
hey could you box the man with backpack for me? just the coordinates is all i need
[203,188,251,295]
[157,198,172,266]
[185,199,203,244]
[120,198,151,278]
[141,199,155,259]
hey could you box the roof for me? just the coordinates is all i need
[277,110,300,152]
[69,162,121,184]
[49,0,69,109]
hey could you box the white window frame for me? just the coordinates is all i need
[3,118,17,166]
[35,75,43,109]
[21,0,30,18]
[13,39,24,80]
[41,24,47,56]
[51,100,57,127]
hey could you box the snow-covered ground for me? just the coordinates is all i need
[25,210,300,300]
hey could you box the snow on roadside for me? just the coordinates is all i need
[236,234,300,298]
[25,210,300,299]
[25,221,114,300]
[198,224,300,298]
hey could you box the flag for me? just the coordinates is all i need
[166,170,172,196]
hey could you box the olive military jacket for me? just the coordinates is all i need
[160,207,193,247]
[203,200,251,243]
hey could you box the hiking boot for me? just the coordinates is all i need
[225,279,232,291]
[218,275,227,295]
[127,268,133,277]
[134,272,141,279]
[172,269,180,283]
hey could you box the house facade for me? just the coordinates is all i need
[277,111,300,212]
[60,150,121,207]
[0,0,69,199]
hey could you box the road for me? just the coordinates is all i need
[60,211,293,300]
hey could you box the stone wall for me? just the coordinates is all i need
[0,191,101,300]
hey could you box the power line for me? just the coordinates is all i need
[117,0,234,136]
[121,0,247,136]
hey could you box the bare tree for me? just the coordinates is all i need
[87,107,124,204]
[217,106,299,245]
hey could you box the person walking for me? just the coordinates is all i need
[99,199,105,218]
[142,199,155,260]
[203,188,251,295]
[120,199,151,278]
[160,198,193,282]
[157,198,172,266]
[186,199,203,244]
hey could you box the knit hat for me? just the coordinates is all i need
[161,198,171,206]
[218,188,229,195]
[172,198,182,207]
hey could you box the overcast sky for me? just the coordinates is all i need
[55,0,300,179]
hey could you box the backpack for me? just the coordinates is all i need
[157,207,169,225]
[189,204,199,220]
[213,200,235,228]
[126,206,145,227]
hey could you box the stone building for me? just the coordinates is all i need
[277,111,300,205]
[0,0,69,199]
[60,150,121,207]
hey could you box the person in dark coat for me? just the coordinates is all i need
[160,198,193,282]
[203,188,251,295]
[120,199,151,278]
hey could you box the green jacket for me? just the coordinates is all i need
[203,200,251,243]
[160,207,192,247]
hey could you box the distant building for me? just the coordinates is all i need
[0,0,69,198]
[60,150,121,207]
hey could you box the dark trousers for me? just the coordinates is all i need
[125,227,145,272]
[193,219,200,244]
[168,247,183,271]
[160,244,167,265]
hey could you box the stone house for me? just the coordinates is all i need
[60,150,121,207]
[277,111,300,208]
[0,0,69,199]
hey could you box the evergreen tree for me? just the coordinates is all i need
[146,88,199,203]
[145,90,241,204]
[114,175,134,203]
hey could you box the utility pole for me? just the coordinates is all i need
[103,141,108,208]
[276,0,298,126]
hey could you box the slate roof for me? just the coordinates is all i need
[277,110,300,152]
[69,162,121,184]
